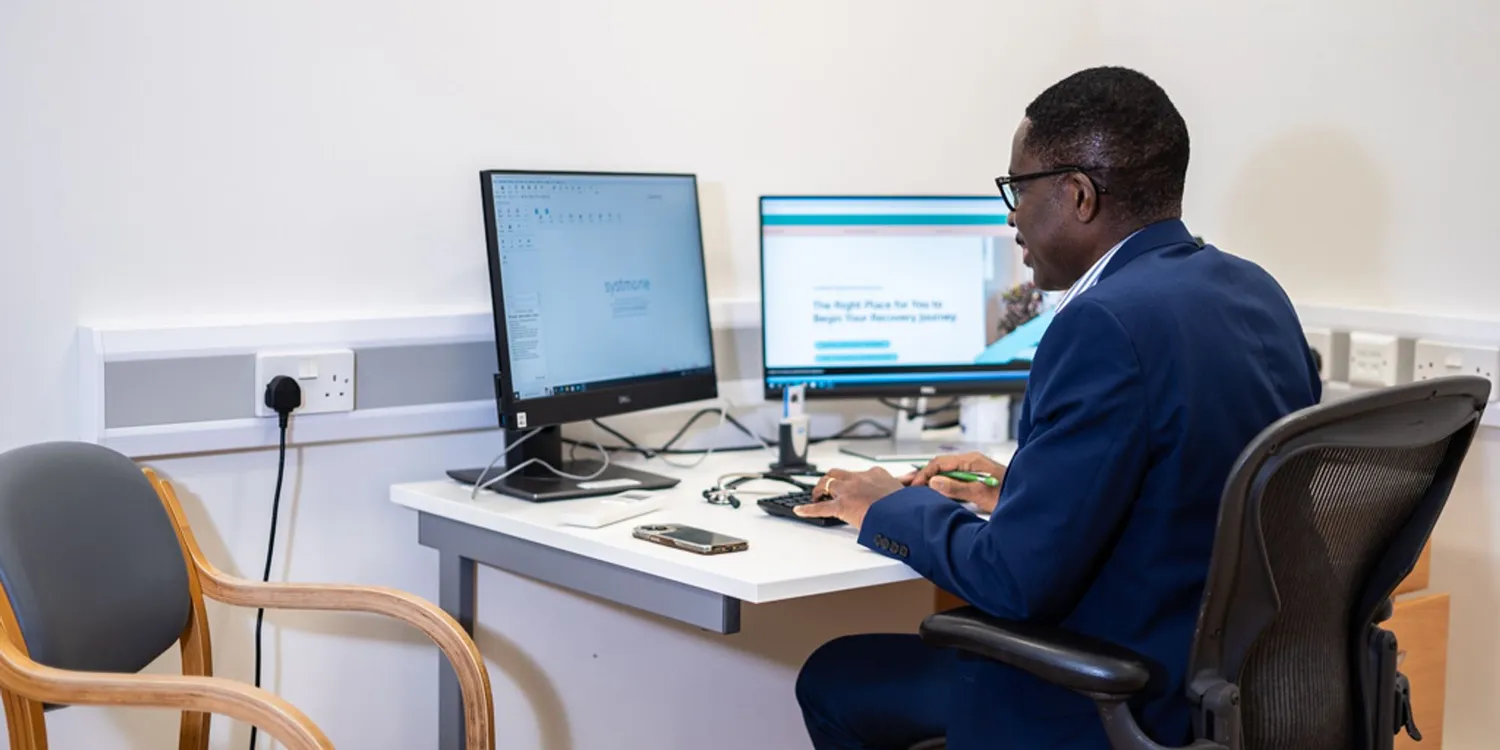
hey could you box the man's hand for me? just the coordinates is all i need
[794,466,904,529]
[900,452,1007,514]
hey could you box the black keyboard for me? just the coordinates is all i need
[757,490,845,527]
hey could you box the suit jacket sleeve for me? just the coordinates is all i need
[858,298,1150,622]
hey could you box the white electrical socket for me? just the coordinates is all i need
[1348,332,1401,388]
[1303,327,1333,381]
[1413,340,1500,398]
[254,349,356,417]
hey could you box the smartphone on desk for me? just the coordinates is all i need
[632,524,748,555]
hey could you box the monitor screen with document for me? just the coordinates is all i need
[484,170,718,428]
[465,169,719,501]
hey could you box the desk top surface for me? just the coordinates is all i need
[390,439,1014,603]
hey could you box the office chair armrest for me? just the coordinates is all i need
[920,608,1234,750]
[920,606,1152,698]
[0,630,331,749]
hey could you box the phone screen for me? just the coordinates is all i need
[665,527,734,546]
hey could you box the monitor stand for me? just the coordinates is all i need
[447,426,679,502]
[838,396,1015,464]
[838,437,995,463]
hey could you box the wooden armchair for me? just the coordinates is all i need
[0,441,494,750]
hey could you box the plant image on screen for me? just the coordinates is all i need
[994,281,1044,338]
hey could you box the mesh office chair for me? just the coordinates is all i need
[0,441,495,750]
[917,375,1489,750]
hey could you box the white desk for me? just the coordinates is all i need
[390,440,1014,750]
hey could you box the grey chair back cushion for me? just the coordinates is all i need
[0,442,190,674]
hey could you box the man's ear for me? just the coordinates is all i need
[1070,173,1101,223]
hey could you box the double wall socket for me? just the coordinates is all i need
[254,349,356,417]
[1413,340,1500,399]
[1347,333,1413,388]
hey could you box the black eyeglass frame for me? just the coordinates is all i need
[994,165,1110,211]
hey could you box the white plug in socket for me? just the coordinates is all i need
[255,349,356,416]
[1347,333,1402,388]
[1413,340,1500,399]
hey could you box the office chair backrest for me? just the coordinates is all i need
[0,442,191,677]
[1187,376,1488,750]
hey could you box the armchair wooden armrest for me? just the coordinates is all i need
[0,630,331,749]
[200,575,493,750]
[149,471,495,750]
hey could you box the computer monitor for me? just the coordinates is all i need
[759,195,1057,459]
[461,170,719,501]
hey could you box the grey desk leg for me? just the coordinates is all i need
[439,552,476,750]
[419,513,740,634]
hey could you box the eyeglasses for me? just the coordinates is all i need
[994,165,1109,211]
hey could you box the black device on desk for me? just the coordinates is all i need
[757,490,845,527]
[448,170,719,502]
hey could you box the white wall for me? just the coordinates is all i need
[1077,1,1500,319]
[4,1,1500,748]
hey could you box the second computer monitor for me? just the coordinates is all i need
[760,195,1055,400]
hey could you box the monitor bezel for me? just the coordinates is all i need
[481,169,719,429]
[758,194,1032,400]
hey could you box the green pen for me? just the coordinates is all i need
[912,465,1000,487]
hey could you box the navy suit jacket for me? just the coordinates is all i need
[860,219,1321,749]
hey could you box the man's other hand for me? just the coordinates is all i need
[794,467,904,529]
[901,452,1006,514]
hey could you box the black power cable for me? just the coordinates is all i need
[571,412,894,457]
[878,397,961,419]
[249,376,300,750]
[655,408,768,453]
[822,418,894,441]
[590,419,648,455]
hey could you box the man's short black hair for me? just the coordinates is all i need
[1023,66,1189,223]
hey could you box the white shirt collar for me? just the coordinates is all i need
[1052,231,1138,313]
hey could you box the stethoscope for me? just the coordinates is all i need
[701,471,820,509]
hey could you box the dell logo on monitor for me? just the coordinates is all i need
[618,395,632,404]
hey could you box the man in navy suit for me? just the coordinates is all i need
[792,67,1321,749]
